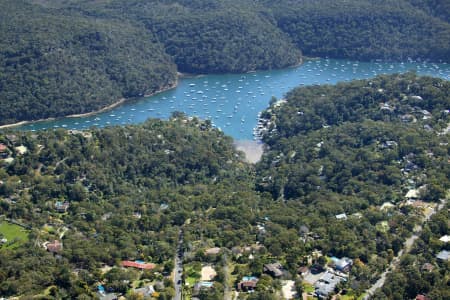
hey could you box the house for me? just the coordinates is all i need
[405,189,420,199]
[298,266,310,277]
[121,260,155,270]
[45,240,63,253]
[335,213,347,220]
[403,161,419,173]
[410,95,423,101]
[2,157,14,164]
[133,285,155,297]
[400,114,416,123]
[380,141,398,148]
[256,223,266,234]
[98,293,118,300]
[15,145,27,155]
[231,246,243,255]
[193,281,214,294]
[299,225,310,235]
[332,257,353,273]
[310,264,325,274]
[205,247,221,255]
[314,271,344,298]
[421,263,434,273]
[263,262,284,278]
[55,201,70,213]
[411,200,427,209]
[436,250,449,261]
[352,212,363,219]
[380,103,394,112]
[380,202,395,210]
[0,144,8,158]
[5,134,17,143]
[237,276,258,292]
[439,235,450,243]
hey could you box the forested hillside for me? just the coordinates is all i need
[1,0,449,125]
[264,0,450,61]
[0,0,177,125]
[257,72,449,203]
[0,75,448,298]
[407,0,450,22]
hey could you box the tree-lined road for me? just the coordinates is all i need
[363,199,446,299]
[174,229,184,300]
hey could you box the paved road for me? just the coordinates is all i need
[222,253,231,300]
[363,199,446,299]
[173,229,184,300]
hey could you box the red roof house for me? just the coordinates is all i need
[122,260,155,270]
[46,240,63,253]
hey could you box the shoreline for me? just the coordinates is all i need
[0,58,301,130]
[0,80,178,130]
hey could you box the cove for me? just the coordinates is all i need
[15,59,450,140]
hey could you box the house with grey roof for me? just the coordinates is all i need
[263,262,284,278]
[314,271,345,298]
[436,250,449,261]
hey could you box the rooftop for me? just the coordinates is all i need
[335,213,347,220]
[436,250,449,261]
[314,271,345,297]
[439,235,450,243]
[122,260,155,270]
[264,262,284,277]
[205,247,221,255]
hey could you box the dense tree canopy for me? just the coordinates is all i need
[0,0,177,125]
[1,0,449,124]
[0,74,448,298]
[264,0,450,61]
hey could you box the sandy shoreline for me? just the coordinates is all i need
[0,58,302,130]
[234,140,264,164]
[0,81,178,130]
[65,98,127,119]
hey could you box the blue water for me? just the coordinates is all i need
[15,59,450,140]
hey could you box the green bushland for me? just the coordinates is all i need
[1,0,449,124]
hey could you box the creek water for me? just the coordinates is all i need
[15,59,450,140]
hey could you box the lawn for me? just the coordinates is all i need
[184,264,201,287]
[375,221,389,233]
[302,282,315,293]
[0,221,29,249]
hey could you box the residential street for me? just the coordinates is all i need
[363,199,446,299]
[173,229,184,300]
[222,253,232,300]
